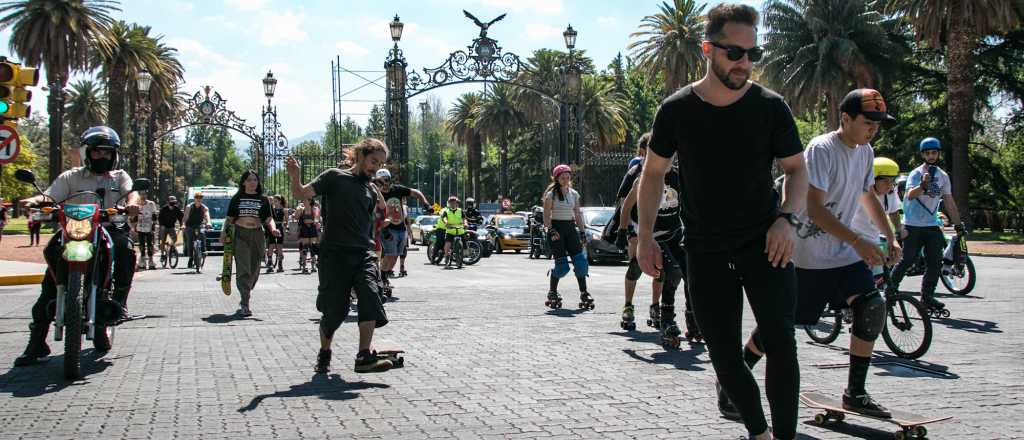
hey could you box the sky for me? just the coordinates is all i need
[0,0,757,145]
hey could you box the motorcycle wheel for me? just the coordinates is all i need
[463,241,482,265]
[64,271,84,380]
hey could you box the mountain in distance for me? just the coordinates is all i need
[227,131,324,155]
[290,131,325,145]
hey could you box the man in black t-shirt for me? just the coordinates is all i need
[374,169,430,280]
[635,5,808,440]
[158,196,185,257]
[287,138,394,375]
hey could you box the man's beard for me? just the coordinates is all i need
[712,58,750,90]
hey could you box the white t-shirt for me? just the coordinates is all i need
[792,131,874,270]
[902,164,952,227]
[545,188,579,221]
[850,189,900,241]
[44,167,133,209]
[135,200,159,233]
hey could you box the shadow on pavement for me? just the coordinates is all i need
[237,374,389,412]
[614,330,709,371]
[800,419,897,439]
[202,313,263,324]
[544,308,590,318]
[811,354,959,379]
[932,317,1001,334]
[0,350,112,397]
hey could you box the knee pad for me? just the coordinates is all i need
[625,258,642,281]
[552,257,571,278]
[850,291,886,341]
[570,252,589,278]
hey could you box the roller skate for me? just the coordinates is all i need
[399,269,408,277]
[922,295,950,318]
[545,291,562,309]
[620,304,636,331]
[381,278,393,301]
[311,256,318,273]
[300,255,309,274]
[646,303,662,330]
[683,309,703,343]
[659,305,682,349]
[578,292,595,310]
[276,256,284,273]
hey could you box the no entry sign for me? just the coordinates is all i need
[0,125,20,165]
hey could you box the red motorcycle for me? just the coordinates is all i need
[15,169,150,379]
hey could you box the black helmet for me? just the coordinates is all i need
[80,126,121,173]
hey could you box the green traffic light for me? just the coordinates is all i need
[0,101,8,114]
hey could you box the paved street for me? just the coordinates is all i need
[0,249,1021,439]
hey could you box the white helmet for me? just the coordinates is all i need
[375,169,392,180]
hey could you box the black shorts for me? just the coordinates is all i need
[265,229,283,245]
[444,231,464,243]
[299,223,318,238]
[316,248,388,326]
[795,261,876,326]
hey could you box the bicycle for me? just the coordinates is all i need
[160,230,180,269]
[189,226,207,274]
[804,267,933,359]
[445,228,465,269]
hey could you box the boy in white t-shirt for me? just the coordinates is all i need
[135,191,160,270]
[850,157,903,278]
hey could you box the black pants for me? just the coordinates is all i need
[889,225,945,297]
[32,227,136,325]
[549,220,582,258]
[137,231,155,258]
[316,248,388,338]
[657,239,689,310]
[687,235,799,439]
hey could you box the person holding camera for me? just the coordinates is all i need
[886,137,964,310]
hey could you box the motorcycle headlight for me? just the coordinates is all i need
[592,233,602,241]
[65,218,93,240]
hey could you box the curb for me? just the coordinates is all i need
[973,253,1024,259]
[0,273,44,286]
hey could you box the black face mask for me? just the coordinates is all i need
[88,157,114,174]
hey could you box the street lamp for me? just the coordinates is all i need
[390,15,404,42]
[562,24,577,50]
[135,69,153,180]
[262,70,280,183]
[262,70,277,102]
[137,69,153,94]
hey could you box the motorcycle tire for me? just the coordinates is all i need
[463,241,482,265]
[64,271,84,380]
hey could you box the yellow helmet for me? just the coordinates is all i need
[873,157,899,179]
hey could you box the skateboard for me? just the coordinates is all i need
[800,392,951,439]
[374,348,405,368]
[217,224,234,296]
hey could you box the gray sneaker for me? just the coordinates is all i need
[354,350,393,373]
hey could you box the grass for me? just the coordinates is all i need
[967,229,1024,243]
[1,217,56,235]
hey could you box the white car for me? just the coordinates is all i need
[410,215,439,244]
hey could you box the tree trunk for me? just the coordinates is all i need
[46,69,64,183]
[499,139,508,200]
[145,112,157,184]
[471,133,482,199]
[946,4,976,218]
[126,97,137,176]
[107,66,128,172]
[826,90,840,131]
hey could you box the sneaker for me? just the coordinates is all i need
[314,349,331,373]
[922,296,945,310]
[843,390,891,418]
[354,350,393,373]
[236,306,252,317]
[399,269,407,277]
[716,381,742,421]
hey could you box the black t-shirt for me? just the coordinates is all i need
[227,193,271,222]
[380,184,411,204]
[311,168,377,250]
[617,164,642,200]
[381,184,411,231]
[184,203,207,228]
[648,83,802,252]
[626,166,683,243]
[158,205,184,228]
[272,207,286,224]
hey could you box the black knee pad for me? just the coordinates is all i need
[850,291,886,341]
[625,258,642,281]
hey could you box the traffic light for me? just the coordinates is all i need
[0,58,39,125]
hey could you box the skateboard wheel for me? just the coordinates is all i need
[914,426,927,437]
[941,309,950,318]
[895,430,907,440]
[833,412,845,422]
[814,414,826,424]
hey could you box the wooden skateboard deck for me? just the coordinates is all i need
[375,348,405,368]
[220,224,234,296]
[801,392,951,439]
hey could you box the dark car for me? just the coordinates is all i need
[581,207,626,264]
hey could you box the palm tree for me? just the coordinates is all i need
[476,83,525,198]
[628,0,707,95]
[886,0,1021,216]
[94,20,159,174]
[140,36,184,183]
[447,92,484,200]
[64,79,107,135]
[0,0,118,181]
[762,0,905,129]
[578,75,627,150]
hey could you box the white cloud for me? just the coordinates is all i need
[479,0,563,15]
[521,23,563,42]
[335,40,371,59]
[257,11,308,46]
[224,0,266,12]
[596,16,618,28]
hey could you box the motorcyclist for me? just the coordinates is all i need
[464,197,483,227]
[15,126,142,365]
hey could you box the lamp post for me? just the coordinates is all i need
[261,70,278,181]
[135,69,153,182]
[561,24,583,166]
[385,15,409,180]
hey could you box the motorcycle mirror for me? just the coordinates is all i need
[132,178,152,192]
[14,169,36,184]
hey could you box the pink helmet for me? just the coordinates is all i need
[552,164,571,178]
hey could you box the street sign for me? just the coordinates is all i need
[501,198,511,210]
[432,203,441,214]
[0,124,19,164]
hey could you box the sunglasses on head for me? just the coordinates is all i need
[709,41,763,62]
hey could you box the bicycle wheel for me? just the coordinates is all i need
[169,247,179,268]
[881,293,933,359]
[803,309,842,344]
[940,255,976,295]
[194,241,204,273]
[463,240,482,265]
[455,241,463,269]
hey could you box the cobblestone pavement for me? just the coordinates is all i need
[0,249,1020,439]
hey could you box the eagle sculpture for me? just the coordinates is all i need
[463,10,507,38]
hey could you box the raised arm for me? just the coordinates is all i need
[286,156,316,201]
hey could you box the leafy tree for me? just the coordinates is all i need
[628,0,707,95]
[65,79,107,135]
[366,104,386,138]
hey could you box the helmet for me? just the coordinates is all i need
[919,137,941,152]
[375,169,392,180]
[80,126,121,173]
[465,197,475,206]
[167,196,178,204]
[447,196,459,203]
[552,164,571,178]
[873,157,899,179]
[627,157,642,170]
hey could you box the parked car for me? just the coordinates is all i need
[410,215,439,244]
[486,214,529,253]
[581,207,627,264]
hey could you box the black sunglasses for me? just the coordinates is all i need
[709,41,763,62]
